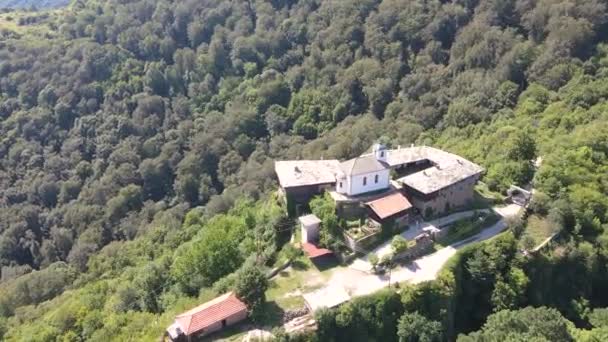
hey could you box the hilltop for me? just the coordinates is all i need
[0,0,607,341]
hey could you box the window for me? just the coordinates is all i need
[339,182,342,188]
[374,174,379,183]
[380,151,384,157]
[363,177,367,186]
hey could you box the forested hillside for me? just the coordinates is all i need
[1,0,608,341]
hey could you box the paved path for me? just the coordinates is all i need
[349,208,494,272]
[305,204,522,308]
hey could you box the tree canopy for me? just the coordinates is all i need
[1,0,608,340]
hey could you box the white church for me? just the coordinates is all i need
[336,144,391,196]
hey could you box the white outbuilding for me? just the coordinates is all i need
[299,214,322,244]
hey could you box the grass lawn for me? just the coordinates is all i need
[261,255,333,327]
[520,215,557,250]
[202,324,249,342]
[208,249,362,338]
[435,213,500,248]
[265,256,325,311]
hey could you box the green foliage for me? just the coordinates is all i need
[391,236,409,255]
[439,233,520,334]
[369,253,379,271]
[397,312,442,342]
[589,308,608,328]
[400,271,456,336]
[436,214,500,247]
[282,243,302,262]
[490,267,529,312]
[315,289,404,342]
[0,262,76,316]
[380,253,394,266]
[234,263,268,323]
[310,193,341,249]
[171,214,247,293]
[3,0,608,340]
[458,307,575,341]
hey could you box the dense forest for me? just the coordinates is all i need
[1,0,608,340]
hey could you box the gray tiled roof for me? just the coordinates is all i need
[274,160,341,188]
[339,155,388,176]
[393,146,484,194]
[274,145,483,194]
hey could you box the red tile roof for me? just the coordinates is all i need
[302,242,333,258]
[174,292,247,336]
[366,192,412,220]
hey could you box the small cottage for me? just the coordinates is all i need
[166,292,247,341]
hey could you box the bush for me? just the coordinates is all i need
[392,236,409,255]
[369,253,379,271]
[381,253,394,267]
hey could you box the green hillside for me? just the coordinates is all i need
[0,0,608,341]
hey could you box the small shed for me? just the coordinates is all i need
[299,214,322,244]
[301,242,333,259]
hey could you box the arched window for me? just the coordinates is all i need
[374,174,379,183]
[363,177,367,186]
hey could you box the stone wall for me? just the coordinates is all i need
[343,230,382,253]
[393,235,434,261]
[410,175,479,218]
[336,201,366,220]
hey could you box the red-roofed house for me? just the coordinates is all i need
[166,292,247,341]
[366,192,414,228]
